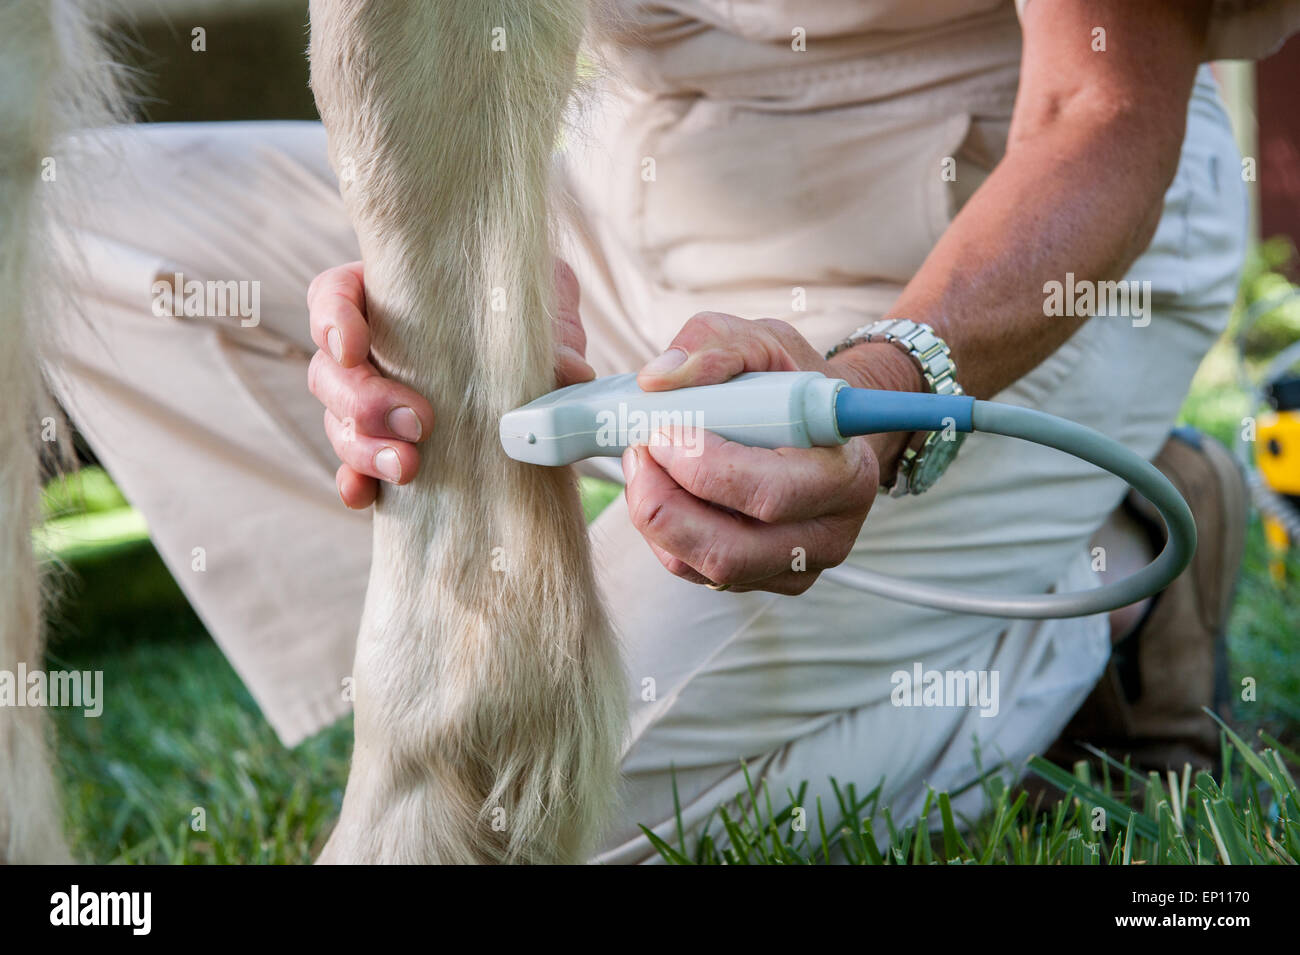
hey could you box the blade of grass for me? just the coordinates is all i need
[639,825,691,864]
[939,791,970,861]
[1028,756,1159,841]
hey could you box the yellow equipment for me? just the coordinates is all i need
[1255,375,1300,583]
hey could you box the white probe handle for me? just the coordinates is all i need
[499,372,846,466]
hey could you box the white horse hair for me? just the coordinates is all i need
[0,0,127,864]
[0,0,626,865]
[309,0,625,865]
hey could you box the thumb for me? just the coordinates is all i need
[638,312,796,392]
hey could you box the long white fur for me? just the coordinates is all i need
[0,0,125,863]
[309,0,626,863]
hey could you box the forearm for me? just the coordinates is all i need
[829,100,1192,480]
[828,0,1208,483]
[879,0,1208,402]
[887,109,1181,400]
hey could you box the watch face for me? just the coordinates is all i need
[911,430,968,494]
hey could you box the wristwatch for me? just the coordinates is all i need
[826,318,966,497]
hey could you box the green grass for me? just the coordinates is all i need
[643,726,1300,864]
[1228,524,1300,734]
[35,468,350,863]
[50,629,352,864]
[38,385,1300,863]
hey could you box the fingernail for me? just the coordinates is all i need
[622,446,639,482]
[642,347,687,376]
[327,326,343,362]
[374,447,402,483]
[386,406,422,441]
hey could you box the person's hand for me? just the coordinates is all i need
[307,259,594,508]
[624,312,922,595]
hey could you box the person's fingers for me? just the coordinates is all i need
[324,410,420,485]
[624,444,849,587]
[307,350,433,442]
[308,262,369,368]
[638,313,824,391]
[731,568,821,596]
[552,259,594,386]
[644,539,713,587]
[625,445,735,580]
[554,258,582,330]
[307,261,365,313]
[335,463,379,510]
[644,427,876,524]
[555,344,596,387]
[639,554,820,596]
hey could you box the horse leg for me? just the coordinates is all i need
[309,0,625,863]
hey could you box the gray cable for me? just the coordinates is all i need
[821,401,1197,619]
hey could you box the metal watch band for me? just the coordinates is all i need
[825,319,964,496]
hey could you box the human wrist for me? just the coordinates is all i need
[826,341,927,485]
[826,340,926,395]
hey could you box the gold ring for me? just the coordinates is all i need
[705,581,731,592]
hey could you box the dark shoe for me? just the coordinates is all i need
[1046,427,1248,774]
